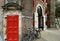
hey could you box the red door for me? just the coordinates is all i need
[6,15,19,41]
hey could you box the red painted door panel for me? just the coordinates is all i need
[6,15,19,41]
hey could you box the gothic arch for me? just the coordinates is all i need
[34,4,47,30]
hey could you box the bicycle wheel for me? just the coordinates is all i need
[38,31,41,38]
[35,31,41,39]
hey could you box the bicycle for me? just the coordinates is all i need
[33,29,41,39]
[21,28,41,41]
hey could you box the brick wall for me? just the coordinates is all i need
[21,0,33,33]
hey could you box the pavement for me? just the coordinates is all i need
[35,28,60,41]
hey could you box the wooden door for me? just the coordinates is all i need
[6,15,19,41]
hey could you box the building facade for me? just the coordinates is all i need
[0,0,33,41]
[0,0,57,41]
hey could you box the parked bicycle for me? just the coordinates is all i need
[34,28,41,39]
[21,28,41,41]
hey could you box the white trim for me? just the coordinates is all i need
[3,11,22,40]
[34,4,47,30]
[36,4,44,16]
[34,12,38,30]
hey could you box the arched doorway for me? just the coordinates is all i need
[34,4,45,30]
[37,6,44,30]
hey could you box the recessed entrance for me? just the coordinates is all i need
[37,6,44,30]
[34,5,44,30]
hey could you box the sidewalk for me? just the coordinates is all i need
[35,28,60,41]
[46,28,60,36]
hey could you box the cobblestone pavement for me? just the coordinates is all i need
[35,28,60,41]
